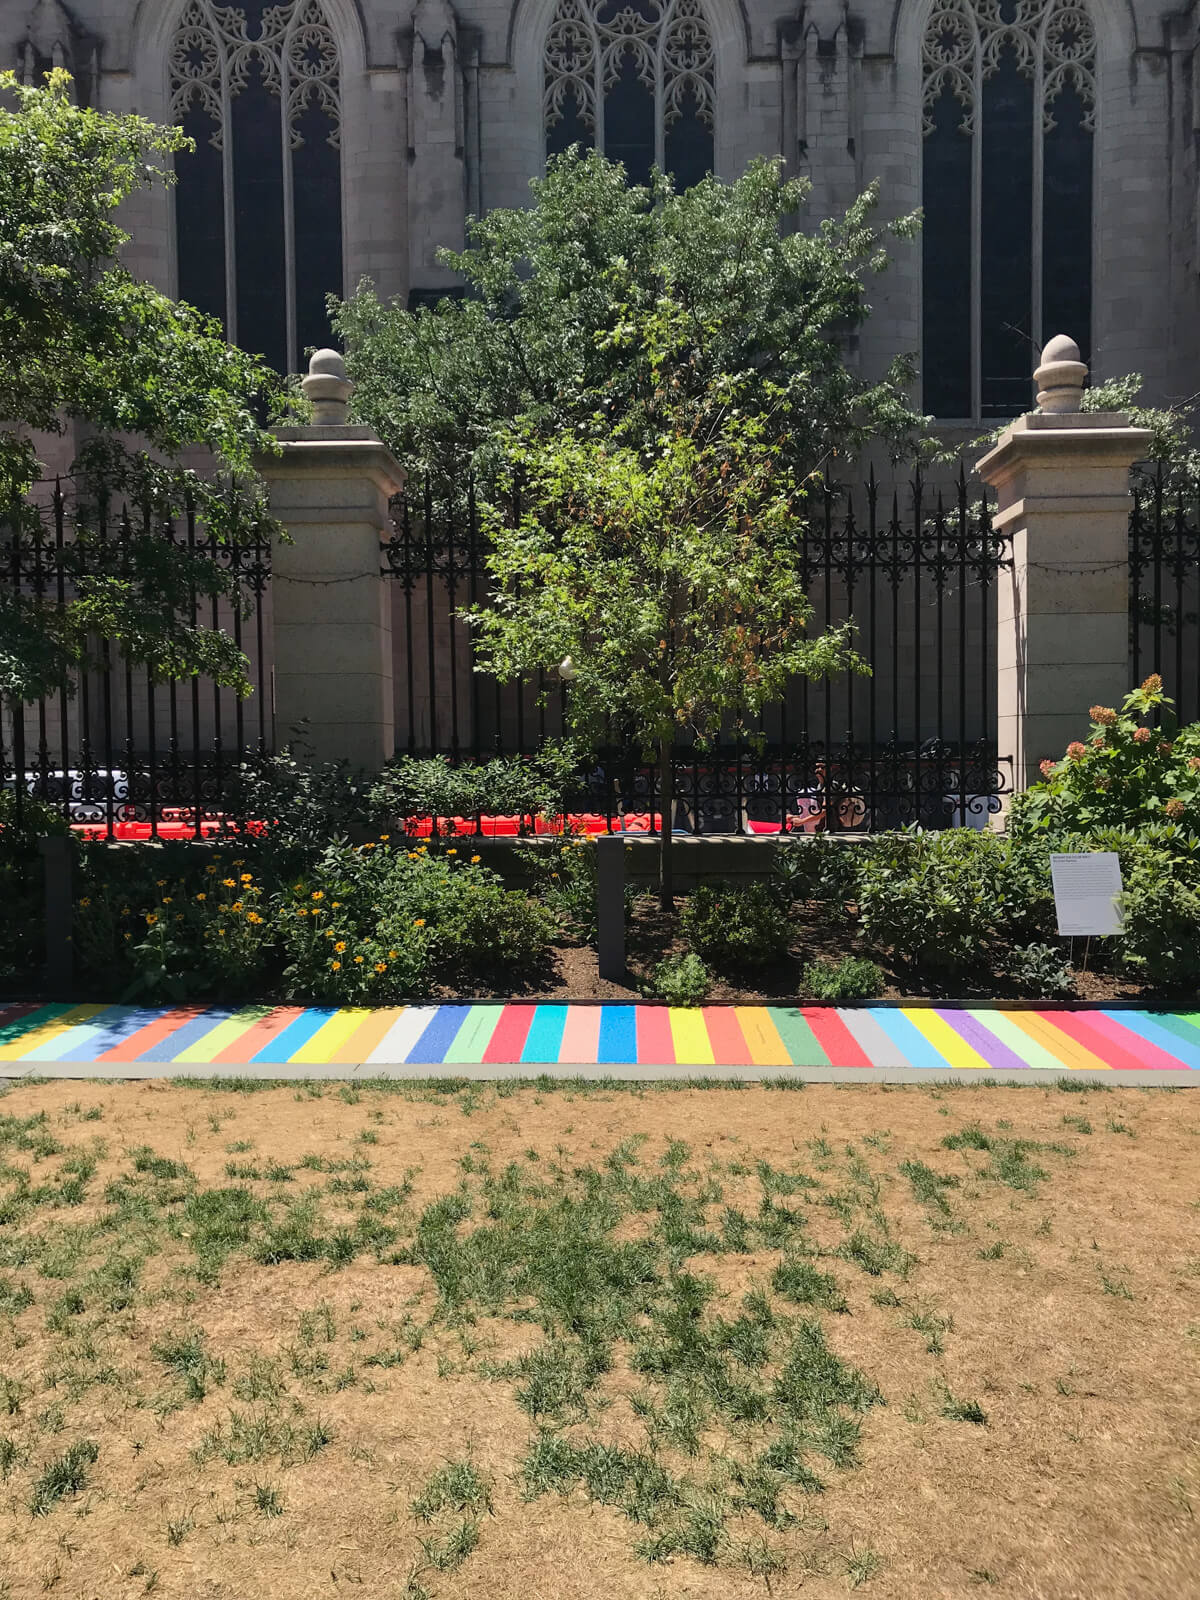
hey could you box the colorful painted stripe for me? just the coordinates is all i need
[0,1002,1195,1071]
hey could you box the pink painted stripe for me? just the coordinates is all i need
[636,1007,675,1065]
[96,1005,207,1062]
[558,1006,601,1063]
[702,1007,753,1066]
[1053,1009,1166,1071]
[803,1007,870,1067]
[482,1004,536,1064]
[213,1006,304,1064]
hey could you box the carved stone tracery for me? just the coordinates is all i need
[921,0,1095,137]
[543,0,715,142]
[169,0,341,152]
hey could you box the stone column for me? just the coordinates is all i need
[976,336,1151,794]
[257,351,404,771]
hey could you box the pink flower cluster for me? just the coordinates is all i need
[1066,741,1087,761]
[1133,726,1151,744]
[1089,705,1117,726]
[1039,758,1056,778]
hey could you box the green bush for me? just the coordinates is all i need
[680,882,788,970]
[1115,845,1200,989]
[643,952,711,1005]
[855,829,1008,976]
[0,791,67,983]
[1015,676,1200,837]
[1007,943,1074,999]
[801,956,884,1001]
[368,748,578,834]
[773,840,859,924]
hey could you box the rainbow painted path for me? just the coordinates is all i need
[1,1000,1200,1081]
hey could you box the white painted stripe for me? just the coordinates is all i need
[364,1007,438,1065]
[836,1008,910,1067]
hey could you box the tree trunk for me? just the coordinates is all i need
[658,736,674,912]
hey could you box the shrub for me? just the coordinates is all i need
[681,883,788,970]
[367,748,578,835]
[0,791,66,982]
[643,952,711,1005]
[1007,943,1074,998]
[855,829,1007,976]
[773,840,859,923]
[801,956,884,1001]
[1015,677,1200,837]
[1116,845,1200,989]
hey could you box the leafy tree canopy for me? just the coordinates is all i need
[0,70,282,703]
[334,150,931,485]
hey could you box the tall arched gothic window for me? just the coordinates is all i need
[544,0,715,189]
[169,0,343,375]
[921,0,1095,419]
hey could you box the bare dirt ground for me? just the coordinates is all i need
[0,1077,1196,1600]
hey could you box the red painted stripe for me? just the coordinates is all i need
[636,1007,675,1065]
[482,1004,536,1064]
[97,1006,207,1062]
[1077,1010,1190,1072]
[803,1007,871,1067]
[702,1007,753,1066]
[213,1007,303,1064]
[1050,1010,1160,1071]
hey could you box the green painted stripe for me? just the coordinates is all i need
[0,1003,69,1045]
[968,1010,1065,1072]
[767,1007,830,1066]
[443,1005,504,1064]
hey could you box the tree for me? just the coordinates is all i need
[0,70,281,706]
[334,150,930,485]
[463,296,865,908]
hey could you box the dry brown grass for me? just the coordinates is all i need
[0,1076,1196,1600]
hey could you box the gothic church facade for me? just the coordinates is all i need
[12,0,1200,428]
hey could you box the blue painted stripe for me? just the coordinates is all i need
[865,1008,948,1071]
[249,1008,336,1064]
[135,1009,229,1062]
[598,1005,638,1065]
[521,1005,568,1063]
[1105,1010,1200,1069]
[407,1005,471,1064]
[52,1007,166,1062]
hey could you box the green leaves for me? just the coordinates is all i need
[0,71,282,703]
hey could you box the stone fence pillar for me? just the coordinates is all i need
[976,336,1151,794]
[256,350,404,770]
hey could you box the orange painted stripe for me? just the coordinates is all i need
[734,1007,791,1068]
[703,1007,752,1066]
[325,1007,407,1065]
[1004,1010,1111,1071]
[96,1006,207,1062]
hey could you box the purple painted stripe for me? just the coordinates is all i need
[935,1009,1031,1073]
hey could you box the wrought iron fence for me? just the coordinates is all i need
[383,468,1015,834]
[1130,464,1200,722]
[1,480,271,839]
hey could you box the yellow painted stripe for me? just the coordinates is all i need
[0,1004,108,1059]
[1004,1010,1111,1071]
[290,1008,375,1064]
[902,1008,993,1070]
[326,1007,406,1065]
[174,1007,274,1063]
[669,1007,715,1066]
[735,1006,792,1067]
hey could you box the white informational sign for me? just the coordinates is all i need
[1050,852,1124,936]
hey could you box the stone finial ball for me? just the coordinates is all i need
[1039,334,1081,367]
[308,348,348,379]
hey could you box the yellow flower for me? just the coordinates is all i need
[233,859,244,867]
[408,852,419,860]
[312,890,324,901]
[231,901,243,913]
[174,914,183,923]
[363,842,376,851]
[156,879,166,887]
[206,864,217,875]
[331,960,341,971]
[223,878,236,888]
[311,906,324,917]
[470,855,480,864]
[335,941,347,953]
[162,897,173,906]
[145,912,158,926]
[413,918,426,929]
[123,932,131,941]
[354,955,364,964]
[380,833,390,842]
[240,873,252,884]
[218,928,226,936]
[195,892,207,902]
[120,906,130,917]
[388,949,398,959]
[296,907,309,917]
[247,911,263,925]
[78,897,91,908]
[374,961,387,972]
[447,848,457,856]
[331,901,341,909]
